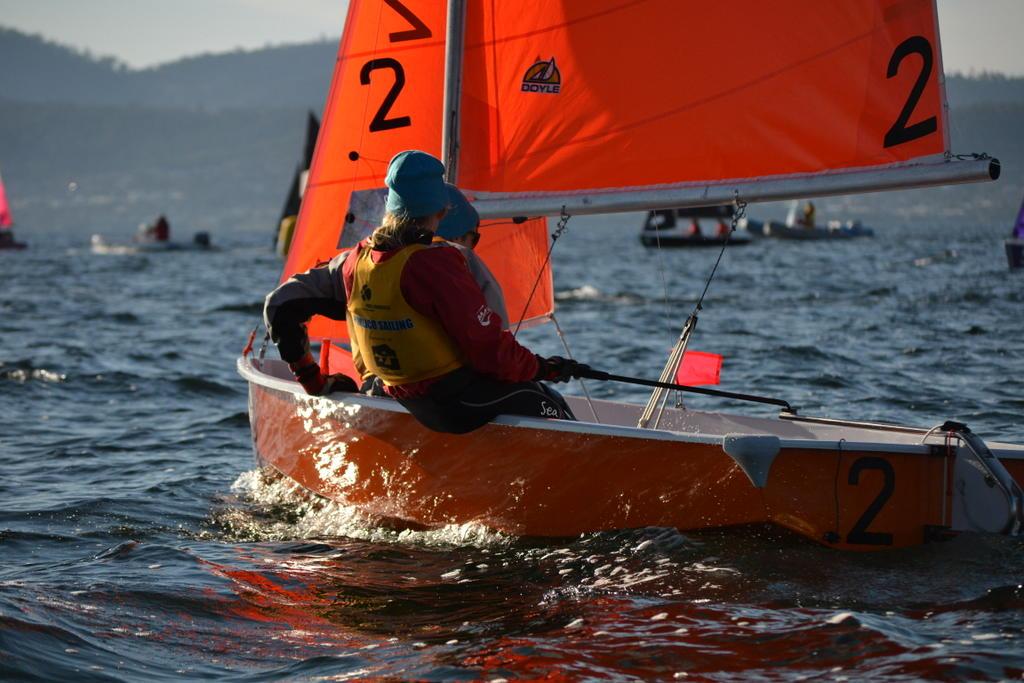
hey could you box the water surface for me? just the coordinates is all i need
[1,217,1022,680]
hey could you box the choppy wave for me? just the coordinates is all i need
[172,375,237,396]
[0,362,66,383]
[555,284,648,304]
[208,301,265,315]
[219,468,512,549]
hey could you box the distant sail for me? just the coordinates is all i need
[0,168,12,229]
[275,112,321,255]
[456,0,957,212]
[279,112,320,225]
[282,0,554,340]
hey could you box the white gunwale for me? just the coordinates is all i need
[238,356,1024,460]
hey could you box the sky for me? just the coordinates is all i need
[1,0,1023,75]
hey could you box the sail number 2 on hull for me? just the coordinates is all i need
[845,457,895,545]
[833,450,954,549]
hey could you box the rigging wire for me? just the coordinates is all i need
[691,195,746,318]
[552,314,600,423]
[649,207,685,414]
[509,208,600,421]
[512,207,571,338]
[649,210,676,340]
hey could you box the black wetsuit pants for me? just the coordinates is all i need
[396,367,576,434]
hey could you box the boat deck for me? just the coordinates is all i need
[248,358,1024,459]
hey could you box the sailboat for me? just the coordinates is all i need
[0,167,26,251]
[1006,196,1024,269]
[239,1,1022,550]
[274,112,321,258]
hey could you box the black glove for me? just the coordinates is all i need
[322,373,358,395]
[534,355,591,383]
[360,375,388,396]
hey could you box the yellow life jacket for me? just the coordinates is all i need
[348,244,464,385]
[345,316,370,381]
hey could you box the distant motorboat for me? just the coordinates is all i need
[639,206,752,248]
[90,230,214,255]
[751,219,875,240]
[743,200,874,240]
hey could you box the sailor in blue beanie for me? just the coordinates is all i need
[385,150,448,218]
[435,184,481,243]
[432,184,509,328]
[262,148,580,435]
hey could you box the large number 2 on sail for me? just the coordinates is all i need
[358,0,434,133]
[884,36,938,148]
[281,0,447,341]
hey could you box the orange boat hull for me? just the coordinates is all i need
[240,358,1024,551]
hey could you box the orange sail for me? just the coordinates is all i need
[455,0,993,216]
[286,0,446,340]
[281,0,995,338]
[283,0,554,340]
[475,217,553,328]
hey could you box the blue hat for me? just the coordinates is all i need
[436,184,480,240]
[384,151,447,218]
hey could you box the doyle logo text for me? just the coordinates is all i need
[522,57,561,94]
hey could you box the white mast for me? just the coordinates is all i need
[441,0,467,184]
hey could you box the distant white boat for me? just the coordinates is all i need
[90,233,214,254]
[91,216,213,254]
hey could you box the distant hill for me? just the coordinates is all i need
[0,27,336,111]
[945,72,1024,109]
[0,100,311,235]
[0,27,128,105]
[1,98,1017,238]
[128,41,337,110]
[3,27,1024,111]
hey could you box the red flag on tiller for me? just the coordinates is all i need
[675,351,722,386]
[326,342,362,385]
